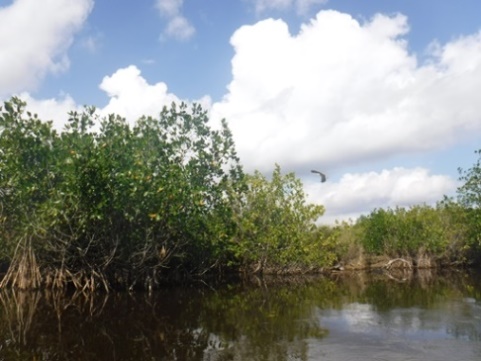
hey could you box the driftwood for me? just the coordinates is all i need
[384,258,412,270]
[330,263,345,271]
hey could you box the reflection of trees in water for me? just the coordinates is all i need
[0,290,111,360]
[336,269,481,343]
[0,289,202,360]
[356,269,475,311]
[0,290,41,346]
[0,271,479,360]
[0,279,333,361]
[196,276,334,361]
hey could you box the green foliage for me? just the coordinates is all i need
[3,95,480,290]
[346,148,481,265]
[458,149,481,260]
[356,201,469,261]
[324,220,363,264]
[230,165,333,271]
[0,98,58,260]
[358,208,395,255]
[458,149,481,208]
[0,97,244,289]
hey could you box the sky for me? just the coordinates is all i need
[1,0,481,224]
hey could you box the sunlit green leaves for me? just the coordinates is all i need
[230,164,330,271]
[457,151,481,261]
[0,98,245,289]
[356,201,470,261]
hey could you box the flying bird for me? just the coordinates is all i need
[311,170,327,183]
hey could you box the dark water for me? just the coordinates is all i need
[0,269,480,361]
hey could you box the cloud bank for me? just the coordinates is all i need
[212,11,481,174]
[305,167,457,224]
[0,0,93,97]
[18,65,211,131]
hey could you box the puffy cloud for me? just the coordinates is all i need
[99,65,211,122]
[305,167,457,224]
[99,65,182,121]
[11,65,211,133]
[12,65,211,132]
[212,10,481,174]
[17,92,79,131]
[0,0,93,96]
[155,0,195,41]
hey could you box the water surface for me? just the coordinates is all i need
[0,269,480,360]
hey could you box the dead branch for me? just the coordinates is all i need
[384,258,412,270]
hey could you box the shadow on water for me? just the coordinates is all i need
[0,270,480,360]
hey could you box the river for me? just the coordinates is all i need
[0,269,480,360]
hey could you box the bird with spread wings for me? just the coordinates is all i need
[311,170,327,183]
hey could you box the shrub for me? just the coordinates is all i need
[229,165,332,272]
[0,97,244,289]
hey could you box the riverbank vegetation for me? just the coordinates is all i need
[1,97,480,291]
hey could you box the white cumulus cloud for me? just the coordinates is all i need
[0,0,93,97]
[99,65,182,121]
[12,65,211,132]
[212,10,481,174]
[99,65,211,123]
[12,65,211,133]
[17,92,79,132]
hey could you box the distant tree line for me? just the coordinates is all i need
[0,97,480,290]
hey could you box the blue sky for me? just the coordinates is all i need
[1,0,481,223]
